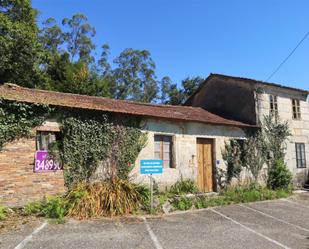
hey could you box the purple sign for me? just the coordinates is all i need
[35,151,62,172]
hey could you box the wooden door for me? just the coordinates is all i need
[197,138,214,192]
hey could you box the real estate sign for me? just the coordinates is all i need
[34,151,62,172]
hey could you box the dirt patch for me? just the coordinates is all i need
[0,208,41,234]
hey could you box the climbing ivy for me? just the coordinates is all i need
[50,109,147,187]
[0,100,51,150]
[0,100,147,187]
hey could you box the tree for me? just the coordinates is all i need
[0,0,46,87]
[181,76,204,98]
[111,49,158,102]
[39,17,64,54]
[62,13,96,64]
[160,76,205,105]
[98,44,111,76]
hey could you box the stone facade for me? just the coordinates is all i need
[256,85,309,187]
[0,135,65,206]
[131,118,246,189]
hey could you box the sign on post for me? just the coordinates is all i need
[140,159,163,213]
[140,159,163,174]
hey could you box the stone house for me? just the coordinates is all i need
[0,73,308,206]
[0,83,251,205]
[186,74,309,187]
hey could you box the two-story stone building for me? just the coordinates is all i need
[186,74,309,187]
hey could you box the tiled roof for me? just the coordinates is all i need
[0,83,253,128]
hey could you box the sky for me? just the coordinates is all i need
[32,0,309,90]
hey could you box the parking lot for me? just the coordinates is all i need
[1,194,309,249]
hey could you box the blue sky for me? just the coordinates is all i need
[32,0,309,90]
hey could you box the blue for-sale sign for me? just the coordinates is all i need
[140,159,163,174]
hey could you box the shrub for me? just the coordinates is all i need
[41,197,69,221]
[66,178,144,219]
[24,201,43,216]
[172,195,193,211]
[169,178,198,195]
[267,159,292,190]
[0,205,7,221]
[24,197,69,223]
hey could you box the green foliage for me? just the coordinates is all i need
[222,140,244,184]
[0,0,47,87]
[169,178,199,195]
[49,111,146,187]
[0,100,51,150]
[66,178,145,218]
[222,115,290,186]
[0,205,7,221]
[171,185,292,211]
[267,159,292,190]
[243,132,266,182]
[160,76,205,105]
[62,13,96,64]
[57,114,114,186]
[24,200,43,216]
[263,114,291,166]
[111,48,158,102]
[24,196,69,223]
[172,195,193,211]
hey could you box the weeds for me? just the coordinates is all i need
[169,178,198,195]
[24,196,69,223]
[171,185,292,211]
[0,205,7,221]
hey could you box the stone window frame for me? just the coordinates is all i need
[269,94,278,115]
[292,99,301,120]
[154,134,175,169]
[295,143,306,168]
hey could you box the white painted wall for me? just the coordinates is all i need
[256,87,309,186]
[131,118,246,189]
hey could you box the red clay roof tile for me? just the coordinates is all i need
[0,83,254,128]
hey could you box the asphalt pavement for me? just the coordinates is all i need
[1,193,309,249]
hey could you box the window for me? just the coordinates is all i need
[154,135,173,168]
[36,131,57,151]
[295,143,306,168]
[269,95,278,114]
[292,99,301,120]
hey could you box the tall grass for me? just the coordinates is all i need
[66,178,146,219]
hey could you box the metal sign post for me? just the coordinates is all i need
[140,159,163,214]
[150,174,153,213]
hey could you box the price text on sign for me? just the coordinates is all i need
[140,159,163,174]
[35,151,62,172]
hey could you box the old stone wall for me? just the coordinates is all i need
[256,87,309,187]
[131,119,246,189]
[0,137,65,206]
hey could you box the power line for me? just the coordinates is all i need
[265,30,309,82]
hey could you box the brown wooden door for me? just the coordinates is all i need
[197,138,214,192]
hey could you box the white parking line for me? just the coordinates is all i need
[281,198,309,210]
[210,209,291,249]
[142,217,163,249]
[239,204,309,233]
[14,221,47,249]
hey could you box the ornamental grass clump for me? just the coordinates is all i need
[66,178,145,219]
